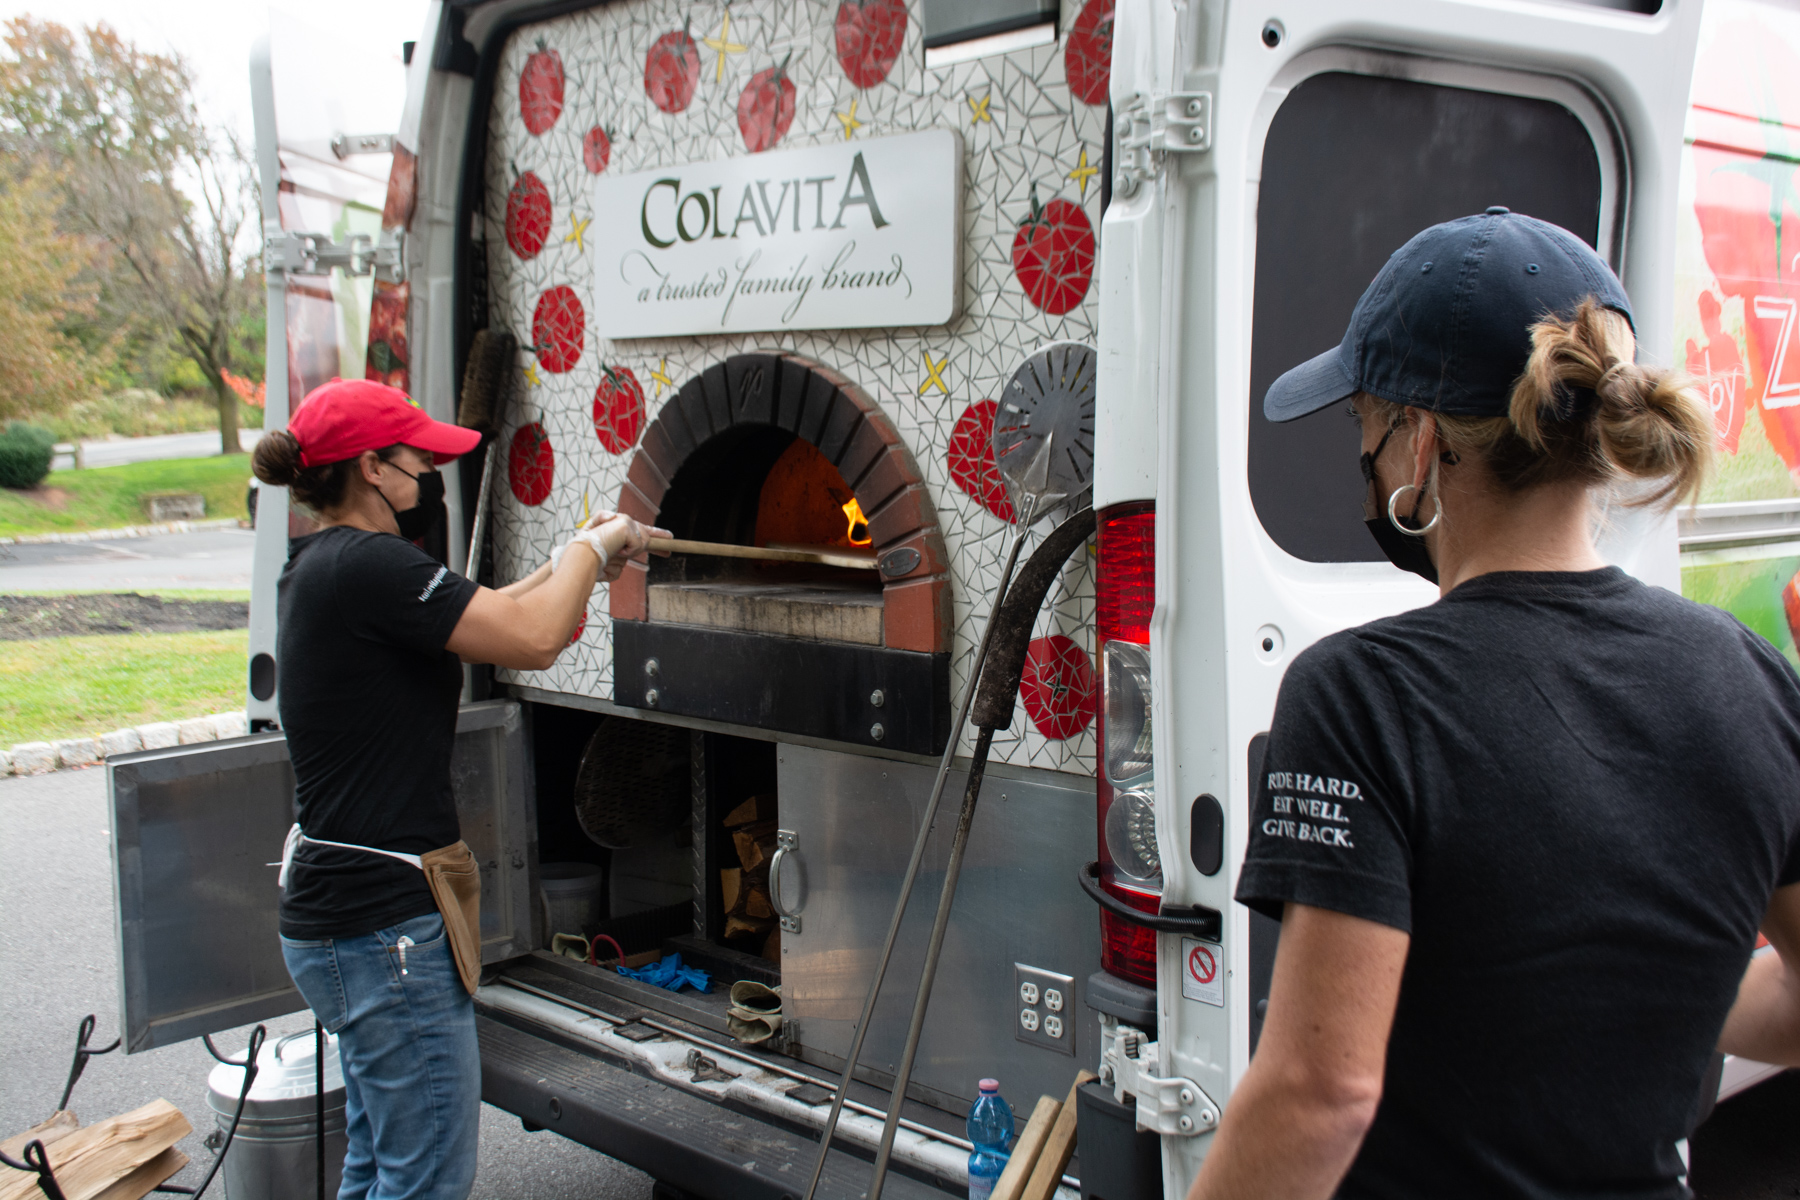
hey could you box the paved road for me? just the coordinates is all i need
[54,430,264,471]
[0,767,652,1199]
[0,528,258,592]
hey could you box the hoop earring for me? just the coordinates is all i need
[1387,484,1440,536]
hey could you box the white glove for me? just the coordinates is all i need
[550,528,609,576]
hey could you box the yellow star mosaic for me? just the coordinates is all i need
[836,97,862,140]
[968,93,992,124]
[918,351,950,396]
[1067,147,1098,199]
[564,213,590,251]
[649,357,673,399]
[703,11,746,82]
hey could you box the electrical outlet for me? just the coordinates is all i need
[1014,963,1075,1056]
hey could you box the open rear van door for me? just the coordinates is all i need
[110,701,537,1052]
[1092,1,1703,1193]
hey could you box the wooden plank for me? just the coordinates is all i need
[990,1094,1061,1200]
[661,538,877,572]
[1018,1072,1097,1200]
[0,1101,189,1200]
[88,1148,187,1200]
[1,1112,79,1162]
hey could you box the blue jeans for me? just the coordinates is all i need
[281,912,479,1200]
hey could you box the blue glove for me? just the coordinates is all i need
[617,952,711,993]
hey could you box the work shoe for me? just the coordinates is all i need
[727,980,783,1044]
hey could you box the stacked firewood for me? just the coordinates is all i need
[719,793,781,960]
[0,1102,190,1200]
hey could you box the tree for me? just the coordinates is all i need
[0,19,261,454]
[0,167,106,420]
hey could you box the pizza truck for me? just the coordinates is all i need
[105,0,1789,1196]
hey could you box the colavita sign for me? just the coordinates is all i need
[590,129,962,336]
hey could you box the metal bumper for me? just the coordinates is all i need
[478,1015,954,1200]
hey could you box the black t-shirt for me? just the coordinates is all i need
[276,526,478,940]
[1237,568,1800,1200]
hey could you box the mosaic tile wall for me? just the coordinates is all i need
[483,0,1112,774]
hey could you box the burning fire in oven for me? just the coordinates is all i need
[842,498,871,546]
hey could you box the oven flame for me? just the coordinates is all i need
[842,498,872,546]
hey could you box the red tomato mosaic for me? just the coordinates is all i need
[532,285,585,374]
[509,423,555,506]
[644,23,700,114]
[1013,186,1095,316]
[582,126,613,174]
[593,365,646,453]
[505,170,551,260]
[520,39,565,135]
[1019,635,1097,740]
[739,54,797,153]
[835,0,906,89]
[1064,0,1115,107]
[947,399,1015,522]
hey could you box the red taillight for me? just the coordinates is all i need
[1096,502,1158,988]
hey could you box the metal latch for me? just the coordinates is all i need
[265,224,404,282]
[1113,90,1213,197]
[1099,1015,1219,1136]
[332,132,395,159]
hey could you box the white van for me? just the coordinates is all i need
[109,1,1785,1195]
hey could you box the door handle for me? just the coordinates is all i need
[770,829,803,933]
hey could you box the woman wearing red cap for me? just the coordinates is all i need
[251,378,667,1200]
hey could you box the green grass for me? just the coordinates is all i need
[0,455,253,538]
[0,629,248,744]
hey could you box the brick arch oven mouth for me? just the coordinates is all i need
[610,353,951,756]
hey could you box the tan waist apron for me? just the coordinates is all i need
[279,824,483,994]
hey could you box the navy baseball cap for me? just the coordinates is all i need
[1263,208,1633,422]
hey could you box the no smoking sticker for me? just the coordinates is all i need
[1181,938,1224,1007]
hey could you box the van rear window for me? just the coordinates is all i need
[1247,72,1603,563]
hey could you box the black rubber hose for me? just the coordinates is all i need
[971,507,1097,730]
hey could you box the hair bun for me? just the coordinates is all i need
[251,430,304,487]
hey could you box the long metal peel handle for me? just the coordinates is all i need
[798,516,1034,1200]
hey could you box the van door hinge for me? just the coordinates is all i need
[1099,1015,1219,1136]
[1113,90,1212,197]
[265,223,404,282]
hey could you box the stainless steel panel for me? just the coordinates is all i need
[112,701,535,1053]
[778,744,1101,1113]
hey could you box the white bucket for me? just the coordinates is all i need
[540,861,603,942]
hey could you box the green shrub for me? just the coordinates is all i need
[0,422,55,489]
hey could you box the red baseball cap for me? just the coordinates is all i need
[288,378,482,468]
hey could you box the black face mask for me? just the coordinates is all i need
[1360,422,1439,585]
[378,461,445,543]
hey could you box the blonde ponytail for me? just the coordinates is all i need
[1498,298,1712,506]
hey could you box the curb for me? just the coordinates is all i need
[0,518,249,546]
[2,711,252,776]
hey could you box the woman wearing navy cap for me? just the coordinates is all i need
[251,378,668,1200]
[1189,211,1800,1199]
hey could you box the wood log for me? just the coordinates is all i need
[990,1095,1061,1200]
[724,912,776,940]
[89,1148,187,1200]
[1,1112,79,1161]
[0,1100,189,1200]
[1018,1072,1097,1200]
[761,927,781,962]
[731,821,778,872]
[723,794,776,828]
[743,883,774,920]
[720,867,743,913]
